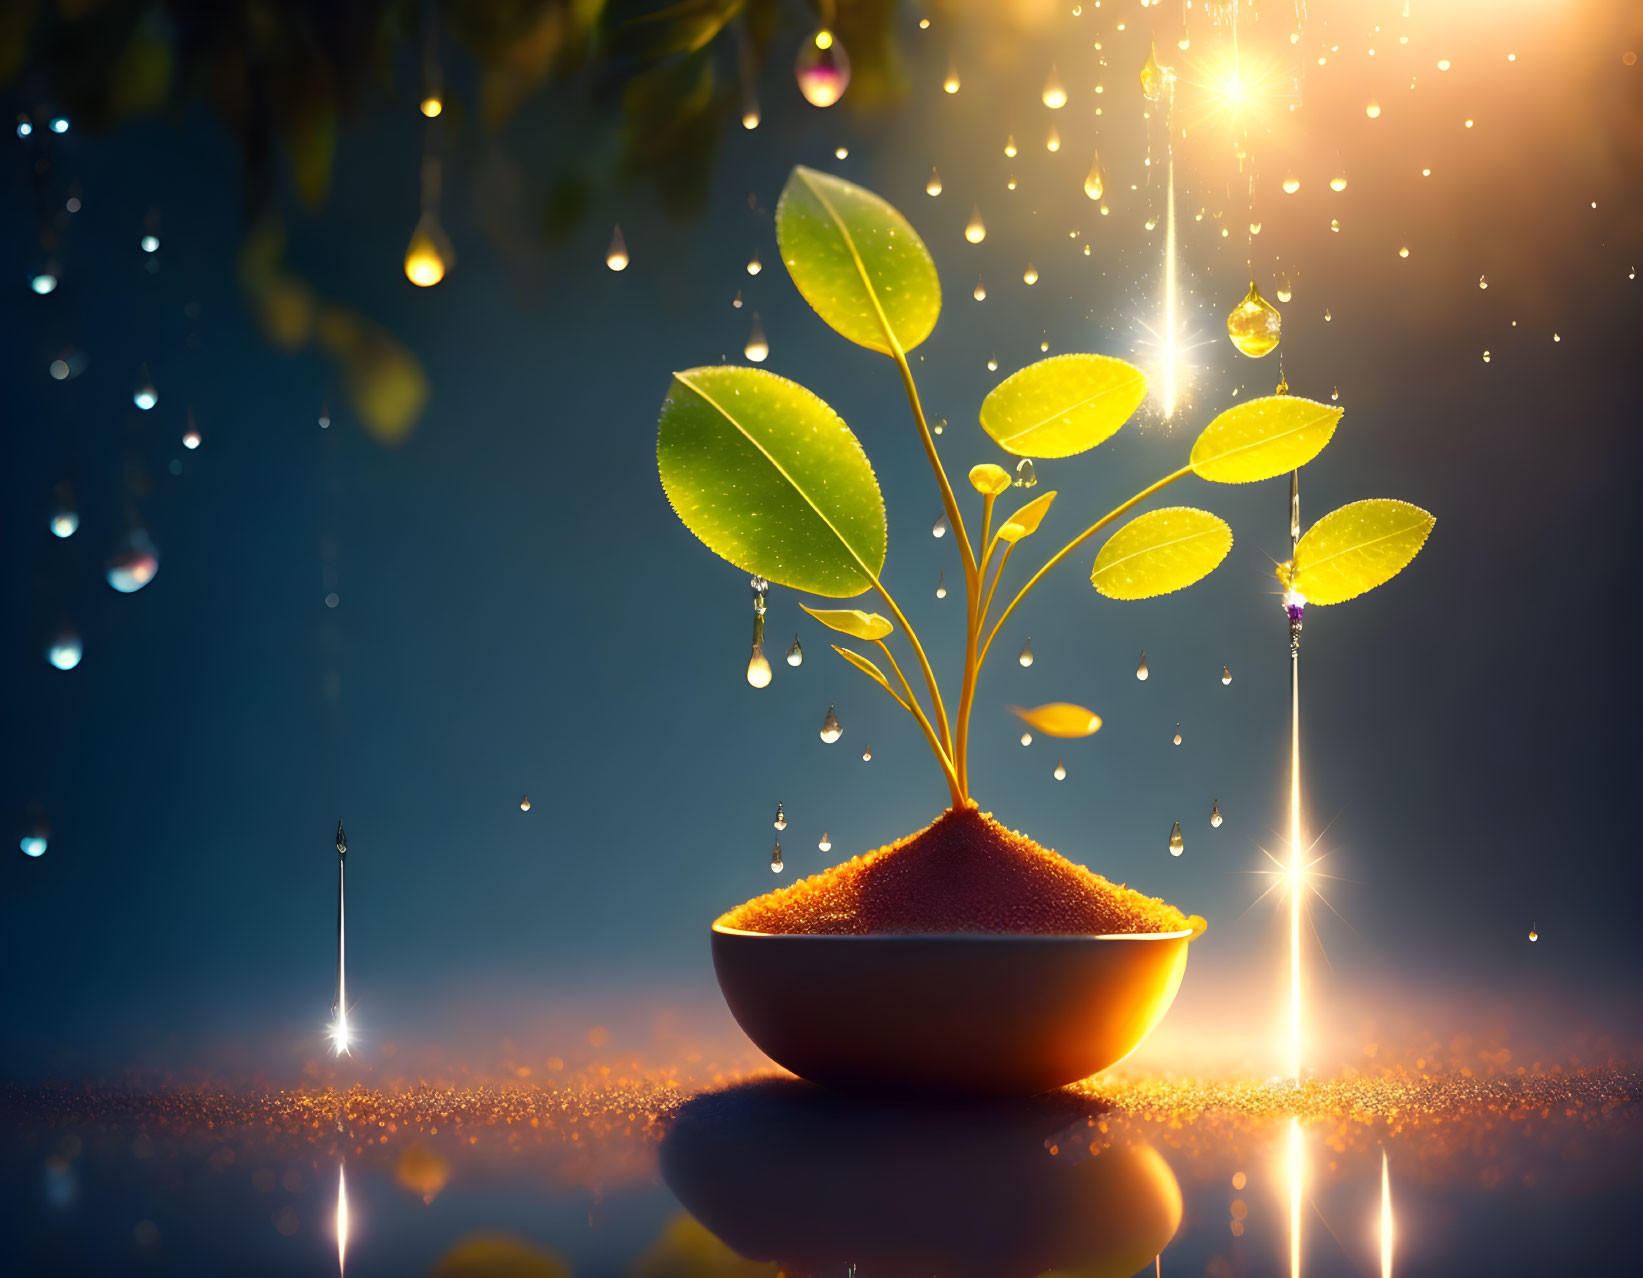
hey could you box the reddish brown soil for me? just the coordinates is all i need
[721,806,1203,937]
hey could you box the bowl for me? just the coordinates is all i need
[711,920,1193,1097]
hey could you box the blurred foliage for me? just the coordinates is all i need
[2,1,913,441]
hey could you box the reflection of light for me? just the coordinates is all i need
[335,1162,350,1274]
[1287,1118,1305,1278]
[1289,643,1303,1083]
[1379,1149,1394,1278]
[329,855,352,1055]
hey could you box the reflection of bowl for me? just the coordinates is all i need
[712,922,1192,1097]
[660,1077,1181,1278]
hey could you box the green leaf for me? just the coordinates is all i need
[1009,703,1103,738]
[832,646,908,709]
[1189,395,1342,484]
[968,463,1011,496]
[774,166,941,356]
[1091,507,1233,600]
[658,366,886,597]
[997,490,1057,543]
[801,604,893,641]
[1289,499,1435,605]
[979,354,1148,458]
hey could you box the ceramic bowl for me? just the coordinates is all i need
[711,920,1193,1098]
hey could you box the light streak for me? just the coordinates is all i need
[329,821,352,1056]
[1379,1148,1394,1278]
[335,1161,350,1274]
[1287,1117,1305,1278]
[1161,94,1180,420]
[1287,471,1304,1084]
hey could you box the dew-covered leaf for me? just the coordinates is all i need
[801,604,893,641]
[1289,499,1435,605]
[775,166,941,356]
[1189,396,1342,484]
[1090,507,1232,600]
[658,366,886,597]
[1009,702,1103,738]
[997,490,1057,543]
[979,354,1147,458]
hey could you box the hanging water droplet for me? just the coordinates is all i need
[1042,66,1068,109]
[1366,100,1381,118]
[1528,926,1538,942]
[732,290,743,309]
[1023,262,1039,286]
[1168,821,1184,856]
[1018,637,1035,667]
[106,529,160,593]
[1324,307,1332,321]
[786,634,804,667]
[932,418,945,435]
[1013,458,1037,488]
[1227,282,1282,358]
[1004,135,1018,158]
[1083,152,1106,200]
[861,745,872,762]
[926,168,942,197]
[943,60,960,94]
[1053,759,1067,781]
[1282,177,1301,195]
[742,102,761,130]
[820,703,842,743]
[771,839,785,873]
[50,485,78,539]
[747,644,773,689]
[795,30,851,108]
[1210,799,1223,828]
[20,832,48,858]
[1045,125,1061,153]
[818,832,832,852]
[403,211,453,286]
[1478,274,1488,289]
[973,277,987,301]
[133,366,158,411]
[1139,43,1169,101]
[986,356,999,372]
[1331,386,1340,400]
[46,628,83,671]
[605,225,629,271]
[932,513,948,539]
[744,313,769,363]
[1275,267,1293,303]
[30,266,58,294]
[746,251,762,276]
[1330,174,1348,192]
[1020,731,1032,746]
[1173,722,1182,746]
[1136,651,1149,681]
[773,802,787,831]
[1221,665,1232,685]
[935,570,947,600]
[965,206,987,244]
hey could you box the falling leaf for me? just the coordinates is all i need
[801,605,893,641]
[1008,702,1103,738]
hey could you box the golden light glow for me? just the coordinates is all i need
[419,96,443,118]
[336,1162,350,1274]
[1289,634,1303,1082]
[403,213,451,288]
[1379,1149,1394,1278]
[1287,1119,1305,1278]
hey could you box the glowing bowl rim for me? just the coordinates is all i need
[712,918,1197,943]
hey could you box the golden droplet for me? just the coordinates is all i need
[403,212,452,287]
[1045,125,1061,153]
[1222,665,1232,686]
[1172,722,1182,746]
[520,795,531,812]
[1053,759,1067,781]
[986,356,998,371]
[1275,377,1289,395]
[1398,245,1410,258]
[1136,651,1149,681]
[795,30,851,108]
[744,312,769,363]
[1004,134,1018,158]
[1330,175,1348,192]
[742,104,761,130]
[746,251,762,276]
[943,60,961,94]
[1013,458,1036,488]
[1478,274,1488,289]
[1023,262,1039,285]
[419,96,443,119]
[1366,99,1382,118]
[1020,731,1032,747]
[1210,799,1223,828]
[926,167,943,197]
[861,744,872,762]
[1282,177,1300,194]
[605,225,629,272]
[1528,926,1539,942]
[1226,282,1282,358]
[973,276,987,301]
[747,644,772,689]
[1042,65,1068,109]
[1140,42,1169,101]
[1168,821,1184,856]
[965,206,987,244]
[1018,637,1035,668]
[1083,152,1106,200]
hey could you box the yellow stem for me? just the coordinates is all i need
[873,580,953,760]
[875,639,963,807]
[890,345,977,586]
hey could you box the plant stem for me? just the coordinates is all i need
[975,464,1193,684]
[873,580,954,760]
[875,639,964,807]
[890,345,977,585]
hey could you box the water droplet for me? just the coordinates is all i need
[933,418,945,435]
[741,103,760,129]
[403,212,452,287]
[834,146,849,160]
[1210,799,1223,828]
[106,530,159,593]
[818,832,832,852]
[820,702,842,743]
[1018,637,1035,667]
[1330,175,1348,192]
[520,795,531,811]
[20,833,48,858]
[746,644,773,689]
[47,629,82,671]
[732,290,743,309]
[1137,651,1149,681]
[1222,665,1232,685]
[973,277,987,301]
[1282,177,1300,194]
[133,366,158,411]
[1083,153,1106,200]
[1168,821,1184,856]
[1275,377,1289,396]
[744,313,769,363]
[932,513,949,539]
[1478,274,1488,289]
[1365,100,1381,118]
[1045,126,1061,153]
[1020,731,1032,746]
[1004,135,1018,158]
[744,250,765,278]
[1014,458,1037,488]
[1053,759,1067,781]
[1227,282,1281,358]
[1528,926,1538,942]
[30,268,58,294]
[1139,43,1169,101]
[861,745,872,762]
[1397,245,1409,259]
[1023,262,1039,286]
[1276,269,1293,304]
[50,486,78,539]
[986,356,998,371]
[1042,66,1068,109]
[1173,723,1182,746]
[786,635,804,667]
[1482,350,1491,363]
[796,30,851,108]
[1324,307,1333,322]
[141,233,160,254]
[771,839,785,873]
[965,206,987,244]
[926,168,942,197]
[605,226,629,271]
[420,96,443,118]
[935,570,947,600]
[773,802,787,831]
[943,60,961,94]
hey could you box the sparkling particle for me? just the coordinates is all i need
[21,835,48,858]
[926,168,942,197]
[1020,732,1032,747]
[965,206,986,244]
[746,252,761,276]
[520,795,531,811]
[744,313,769,363]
